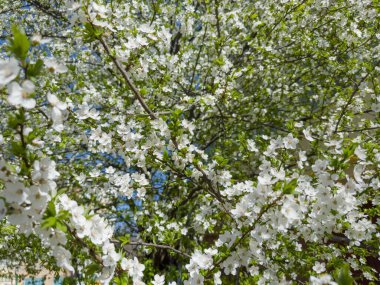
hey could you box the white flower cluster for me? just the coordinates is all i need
[0,57,36,109]
[184,250,214,284]
[0,58,20,88]
[2,0,380,282]
[0,158,58,231]
[120,256,146,284]
[0,159,74,272]
[0,57,68,129]
[47,93,67,132]
[176,130,376,283]
[58,194,118,280]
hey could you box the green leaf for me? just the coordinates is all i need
[45,200,57,217]
[113,276,128,285]
[8,25,30,61]
[8,111,25,129]
[7,115,19,129]
[184,168,193,177]
[85,263,101,276]
[83,22,103,43]
[56,221,67,233]
[25,129,39,144]
[120,234,131,246]
[283,178,298,195]
[140,87,148,96]
[55,188,67,198]
[163,149,170,161]
[10,141,25,157]
[334,264,354,285]
[41,217,57,229]
[57,210,70,220]
[27,59,44,77]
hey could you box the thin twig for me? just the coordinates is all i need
[128,241,191,258]
[97,37,157,120]
[333,74,371,133]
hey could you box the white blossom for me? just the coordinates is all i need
[44,59,68,73]
[152,274,165,285]
[7,80,36,109]
[0,57,20,87]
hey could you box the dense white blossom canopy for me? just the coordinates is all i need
[0,0,380,284]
